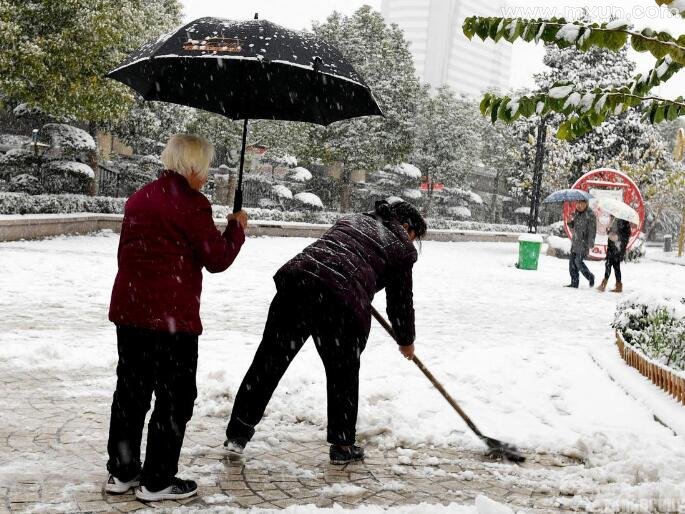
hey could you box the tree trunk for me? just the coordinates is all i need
[339,164,352,213]
[86,121,99,197]
[678,206,685,258]
[491,172,501,222]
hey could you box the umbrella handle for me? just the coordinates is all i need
[233,189,243,213]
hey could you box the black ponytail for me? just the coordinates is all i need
[374,199,428,241]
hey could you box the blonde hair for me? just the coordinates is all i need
[161,134,215,184]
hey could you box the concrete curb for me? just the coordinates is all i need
[0,213,527,243]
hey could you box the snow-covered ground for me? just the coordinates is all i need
[1,232,685,512]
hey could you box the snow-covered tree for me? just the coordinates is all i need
[105,100,191,155]
[0,0,182,124]
[411,85,482,215]
[506,31,679,208]
[307,7,423,210]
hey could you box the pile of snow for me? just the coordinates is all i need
[272,184,293,199]
[514,207,530,215]
[289,167,312,182]
[518,233,544,243]
[46,160,95,179]
[41,124,96,154]
[547,235,572,253]
[293,192,324,210]
[319,483,366,498]
[385,162,422,179]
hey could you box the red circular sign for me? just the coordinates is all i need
[563,168,645,261]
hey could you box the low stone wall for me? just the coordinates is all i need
[0,213,525,243]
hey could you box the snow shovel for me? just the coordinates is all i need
[371,306,525,463]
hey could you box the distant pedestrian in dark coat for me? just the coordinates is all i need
[597,216,631,293]
[105,134,247,502]
[566,200,597,288]
[224,200,427,465]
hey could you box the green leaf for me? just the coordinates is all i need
[479,94,492,115]
[490,98,502,123]
[475,19,490,40]
[462,17,477,40]
[667,103,680,121]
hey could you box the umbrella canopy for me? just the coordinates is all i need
[542,189,592,204]
[107,17,382,125]
[595,197,639,225]
[107,16,383,211]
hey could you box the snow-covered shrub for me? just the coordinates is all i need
[40,123,96,158]
[272,184,293,200]
[293,192,324,211]
[100,154,163,197]
[613,295,685,372]
[549,220,567,237]
[0,193,125,215]
[9,174,41,195]
[288,166,312,182]
[626,233,647,262]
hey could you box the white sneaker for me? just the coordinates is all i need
[135,478,198,501]
[104,474,140,494]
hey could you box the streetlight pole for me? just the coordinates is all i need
[528,118,547,234]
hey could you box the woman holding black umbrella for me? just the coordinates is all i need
[224,200,426,464]
[105,134,247,501]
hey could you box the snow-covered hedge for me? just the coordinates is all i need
[613,294,685,372]
[0,193,125,215]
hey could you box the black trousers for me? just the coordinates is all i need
[106,326,198,491]
[604,257,622,282]
[569,251,594,287]
[226,287,368,446]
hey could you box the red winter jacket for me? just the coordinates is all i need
[109,170,245,335]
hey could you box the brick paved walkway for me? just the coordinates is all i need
[0,368,586,513]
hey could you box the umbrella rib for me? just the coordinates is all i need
[109,54,369,88]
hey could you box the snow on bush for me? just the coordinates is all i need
[447,206,472,219]
[45,160,94,179]
[613,294,685,372]
[385,162,421,179]
[0,193,125,215]
[41,123,96,154]
[288,167,312,182]
[402,188,422,200]
[12,103,42,118]
[272,184,293,199]
[293,192,324,210]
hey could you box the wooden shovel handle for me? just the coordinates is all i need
[370,306,484,439]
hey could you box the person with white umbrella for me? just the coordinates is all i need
[596,198,638,293]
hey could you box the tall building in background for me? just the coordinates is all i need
[381,0,512,97]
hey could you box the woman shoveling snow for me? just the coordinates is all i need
[224,200,427,464]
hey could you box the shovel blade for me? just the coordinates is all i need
[483,437,526,463]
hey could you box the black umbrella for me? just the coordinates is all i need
[107,15,383,211]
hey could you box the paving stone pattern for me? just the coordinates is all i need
[0,368,586,513]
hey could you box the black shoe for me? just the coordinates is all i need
[135,477,198,501]
[223,437,247,460]
[564,284,579,288]
[329,444,364,465]
[589,275,595,287]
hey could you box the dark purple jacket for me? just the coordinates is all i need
[274,213,418,345]
[109,170,245,335]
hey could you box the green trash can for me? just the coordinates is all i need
[517,234,544,270]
